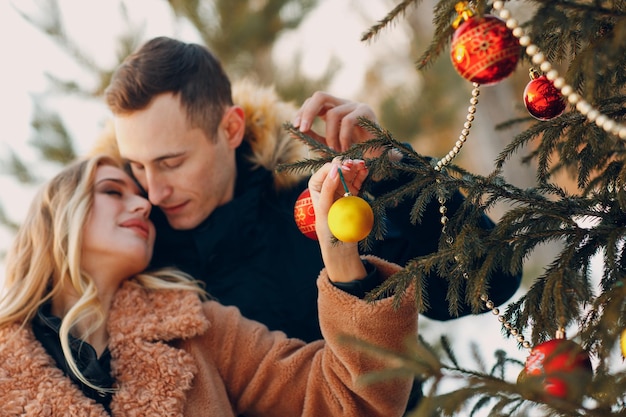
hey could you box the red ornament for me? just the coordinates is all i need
[524,70,566,120]
[450,14,520,85]
[518,338,593,401]
[294,188,317,240]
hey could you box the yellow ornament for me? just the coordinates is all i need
[328,195,374,243]
[620,328,626,357]
[328,167,374,243]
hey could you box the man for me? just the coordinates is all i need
[100,35,521,410]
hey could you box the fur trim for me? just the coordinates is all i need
[0,324,108,416]
[0,284,210,416]
[88,80,308,190]
[107,282,209,416]
[107,281,208,341]
[232,79,308,189]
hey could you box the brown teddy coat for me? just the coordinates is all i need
[0,256,417,416]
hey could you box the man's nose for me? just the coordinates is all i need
[145,171,172,206]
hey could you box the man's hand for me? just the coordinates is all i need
[294,92,377,153]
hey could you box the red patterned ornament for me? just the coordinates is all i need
[450,5,520,85]
[524,69,566,120]
[518,338,593,401]
[294,188,318,240]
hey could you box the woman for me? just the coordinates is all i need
[0,154,417,416]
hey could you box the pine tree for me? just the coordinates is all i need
[282,0,626,415]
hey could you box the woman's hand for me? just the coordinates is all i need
[308,158,368,283]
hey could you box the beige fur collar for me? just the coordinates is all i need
[232,79,309,189]
[0,282,209,416]
[107,282,209,415]
[0,323,106,415]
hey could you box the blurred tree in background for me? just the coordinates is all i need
[1,0,489,246]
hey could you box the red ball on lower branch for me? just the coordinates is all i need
[294,188,318,240]
[518,338,593,403]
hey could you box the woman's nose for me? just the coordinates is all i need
[131,194,152,218]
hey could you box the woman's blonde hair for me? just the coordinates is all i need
[0,154,203,392]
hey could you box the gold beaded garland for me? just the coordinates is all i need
[491,0,626,139]
[434,1,626,351]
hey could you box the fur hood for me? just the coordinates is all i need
[90,79,308,190]
[232,79,308,189]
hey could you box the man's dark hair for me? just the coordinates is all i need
[105,36,233,138]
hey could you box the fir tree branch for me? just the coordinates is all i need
[360,0,422,43]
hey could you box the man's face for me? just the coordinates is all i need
[114,93,239,230]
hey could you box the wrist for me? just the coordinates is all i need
[330,260,384,299]
[324,248,367,283]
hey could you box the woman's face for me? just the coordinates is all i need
[81,165,156,281]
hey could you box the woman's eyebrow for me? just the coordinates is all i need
[95,177,126,186]
[95,177,140,193]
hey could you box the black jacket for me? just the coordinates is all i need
[150,142,521,343]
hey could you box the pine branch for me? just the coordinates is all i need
[415,0,458,70]
[368,0,626,400]
[29,104,77,165]
[360,0,422,43]
[14,0,106,83]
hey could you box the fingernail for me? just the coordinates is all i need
[330,164,339,179]
[299,119,310,132]
[293,116,301,127]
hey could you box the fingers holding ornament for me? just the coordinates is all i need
[327,164,374,244]
[296,159,373,244]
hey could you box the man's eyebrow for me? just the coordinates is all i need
[125,151,186,165]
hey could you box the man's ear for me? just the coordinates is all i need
[220,105,245,149]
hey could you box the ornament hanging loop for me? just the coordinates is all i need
[452,1,476,29]
[528,67,541,81]
[337,169,352,197]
